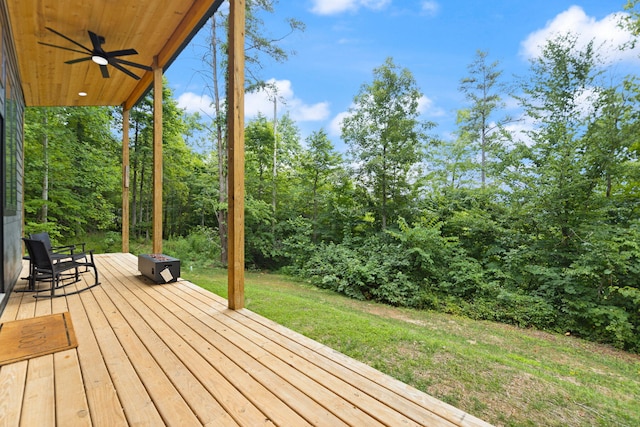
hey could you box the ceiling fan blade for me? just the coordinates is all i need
[106,49,138,58]
[65,57,92,65]
[112,57,152,71]
[38,42,89,55]
[88,31,104,51]
[100,65,110,78]
[109,62,141,80]
[45,27,92,53]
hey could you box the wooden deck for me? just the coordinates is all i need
[0,253,491,426]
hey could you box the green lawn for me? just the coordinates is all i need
[184,267,639,427]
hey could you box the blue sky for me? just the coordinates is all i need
[165,1,639,151]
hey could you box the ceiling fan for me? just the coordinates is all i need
[39,27,152,80]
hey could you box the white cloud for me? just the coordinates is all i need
[245,90,277,118]
[329,110,352,137]
[418,95,446,117]
[338,37,358,45]
[177,79,329,123]
[520,6,640,64]
[246,78,330,122]
[421,1,439,16]
[176,92,216,116]
[292,102,331,122]
[503,89,599,148]
[310,0,391,15]
[504,114,536,148]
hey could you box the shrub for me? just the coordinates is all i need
[163,226,220,269]
[301,236,421,307]
[470,290,557,329]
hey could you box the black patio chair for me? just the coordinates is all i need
[21,232,87,291]
[29,231,86,260]
[22,238,100,298]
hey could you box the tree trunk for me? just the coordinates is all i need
[40,110,49,223]
[272,96,277,246]
[381,145,387,230]
[139,153,147,238]
[212,16,228,266]
[312,172,319,243]
[131,120,140,236]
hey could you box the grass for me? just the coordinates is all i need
[65,233,639,425]
[183,267,640,427]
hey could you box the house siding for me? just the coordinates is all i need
[1,0,25,309]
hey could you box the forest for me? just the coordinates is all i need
[23,3,640,352]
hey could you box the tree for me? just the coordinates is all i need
[201,0,304,265]
[514,34,601,248]
[24,106,120,237]
[458,50,513,187]
[161,85,197,237]
[271,113,302,216]
[580,72,640,208]
[426,118,477,191]
[245,114,275,201]
[297,129,343,242]
[342,57,430,230]
[130,94,154,238]
[505,34,640,342]
[127,80,204,239]
[243,113,305,266]
[622,0,640,41]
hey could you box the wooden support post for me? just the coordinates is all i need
[153,57,163,254]
[227,0,245,310]
[122,108,130,253]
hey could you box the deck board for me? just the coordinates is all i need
[0,253,492,427]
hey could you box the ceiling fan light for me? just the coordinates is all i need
[91,55,108,66]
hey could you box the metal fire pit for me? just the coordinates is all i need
[138,253,180,283]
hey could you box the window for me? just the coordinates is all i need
[3,55,22,216]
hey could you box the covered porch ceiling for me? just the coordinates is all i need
[7,0,247,309]
[6,0,223,109]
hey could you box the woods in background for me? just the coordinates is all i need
[24,12,640,351]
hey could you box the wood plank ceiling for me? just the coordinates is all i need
[6,0,223,108]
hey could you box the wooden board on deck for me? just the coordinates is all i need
[0,253,492,427]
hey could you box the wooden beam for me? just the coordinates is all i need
[122,108,130,253]
[152,58,163,254]
[123,0,225,110]
[227,0,245,310]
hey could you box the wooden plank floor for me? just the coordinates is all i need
[0,253,492,427]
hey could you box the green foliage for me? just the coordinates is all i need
[278,216,314,272]
[301,235,421,306]
[302,242,369,300]
[470,291,557,329]
[342,57,431,229]
[162,226,221,269]
[24,106,120,236]
[296,129,344,243]
[24,221,64,243]
[458,50,512,187]
[244,196,275,268]
[21,26,640,352]
[60,231,122,253]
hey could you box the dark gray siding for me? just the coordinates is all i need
[1,1,25,305]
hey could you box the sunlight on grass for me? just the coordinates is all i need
[183,267,640,427]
